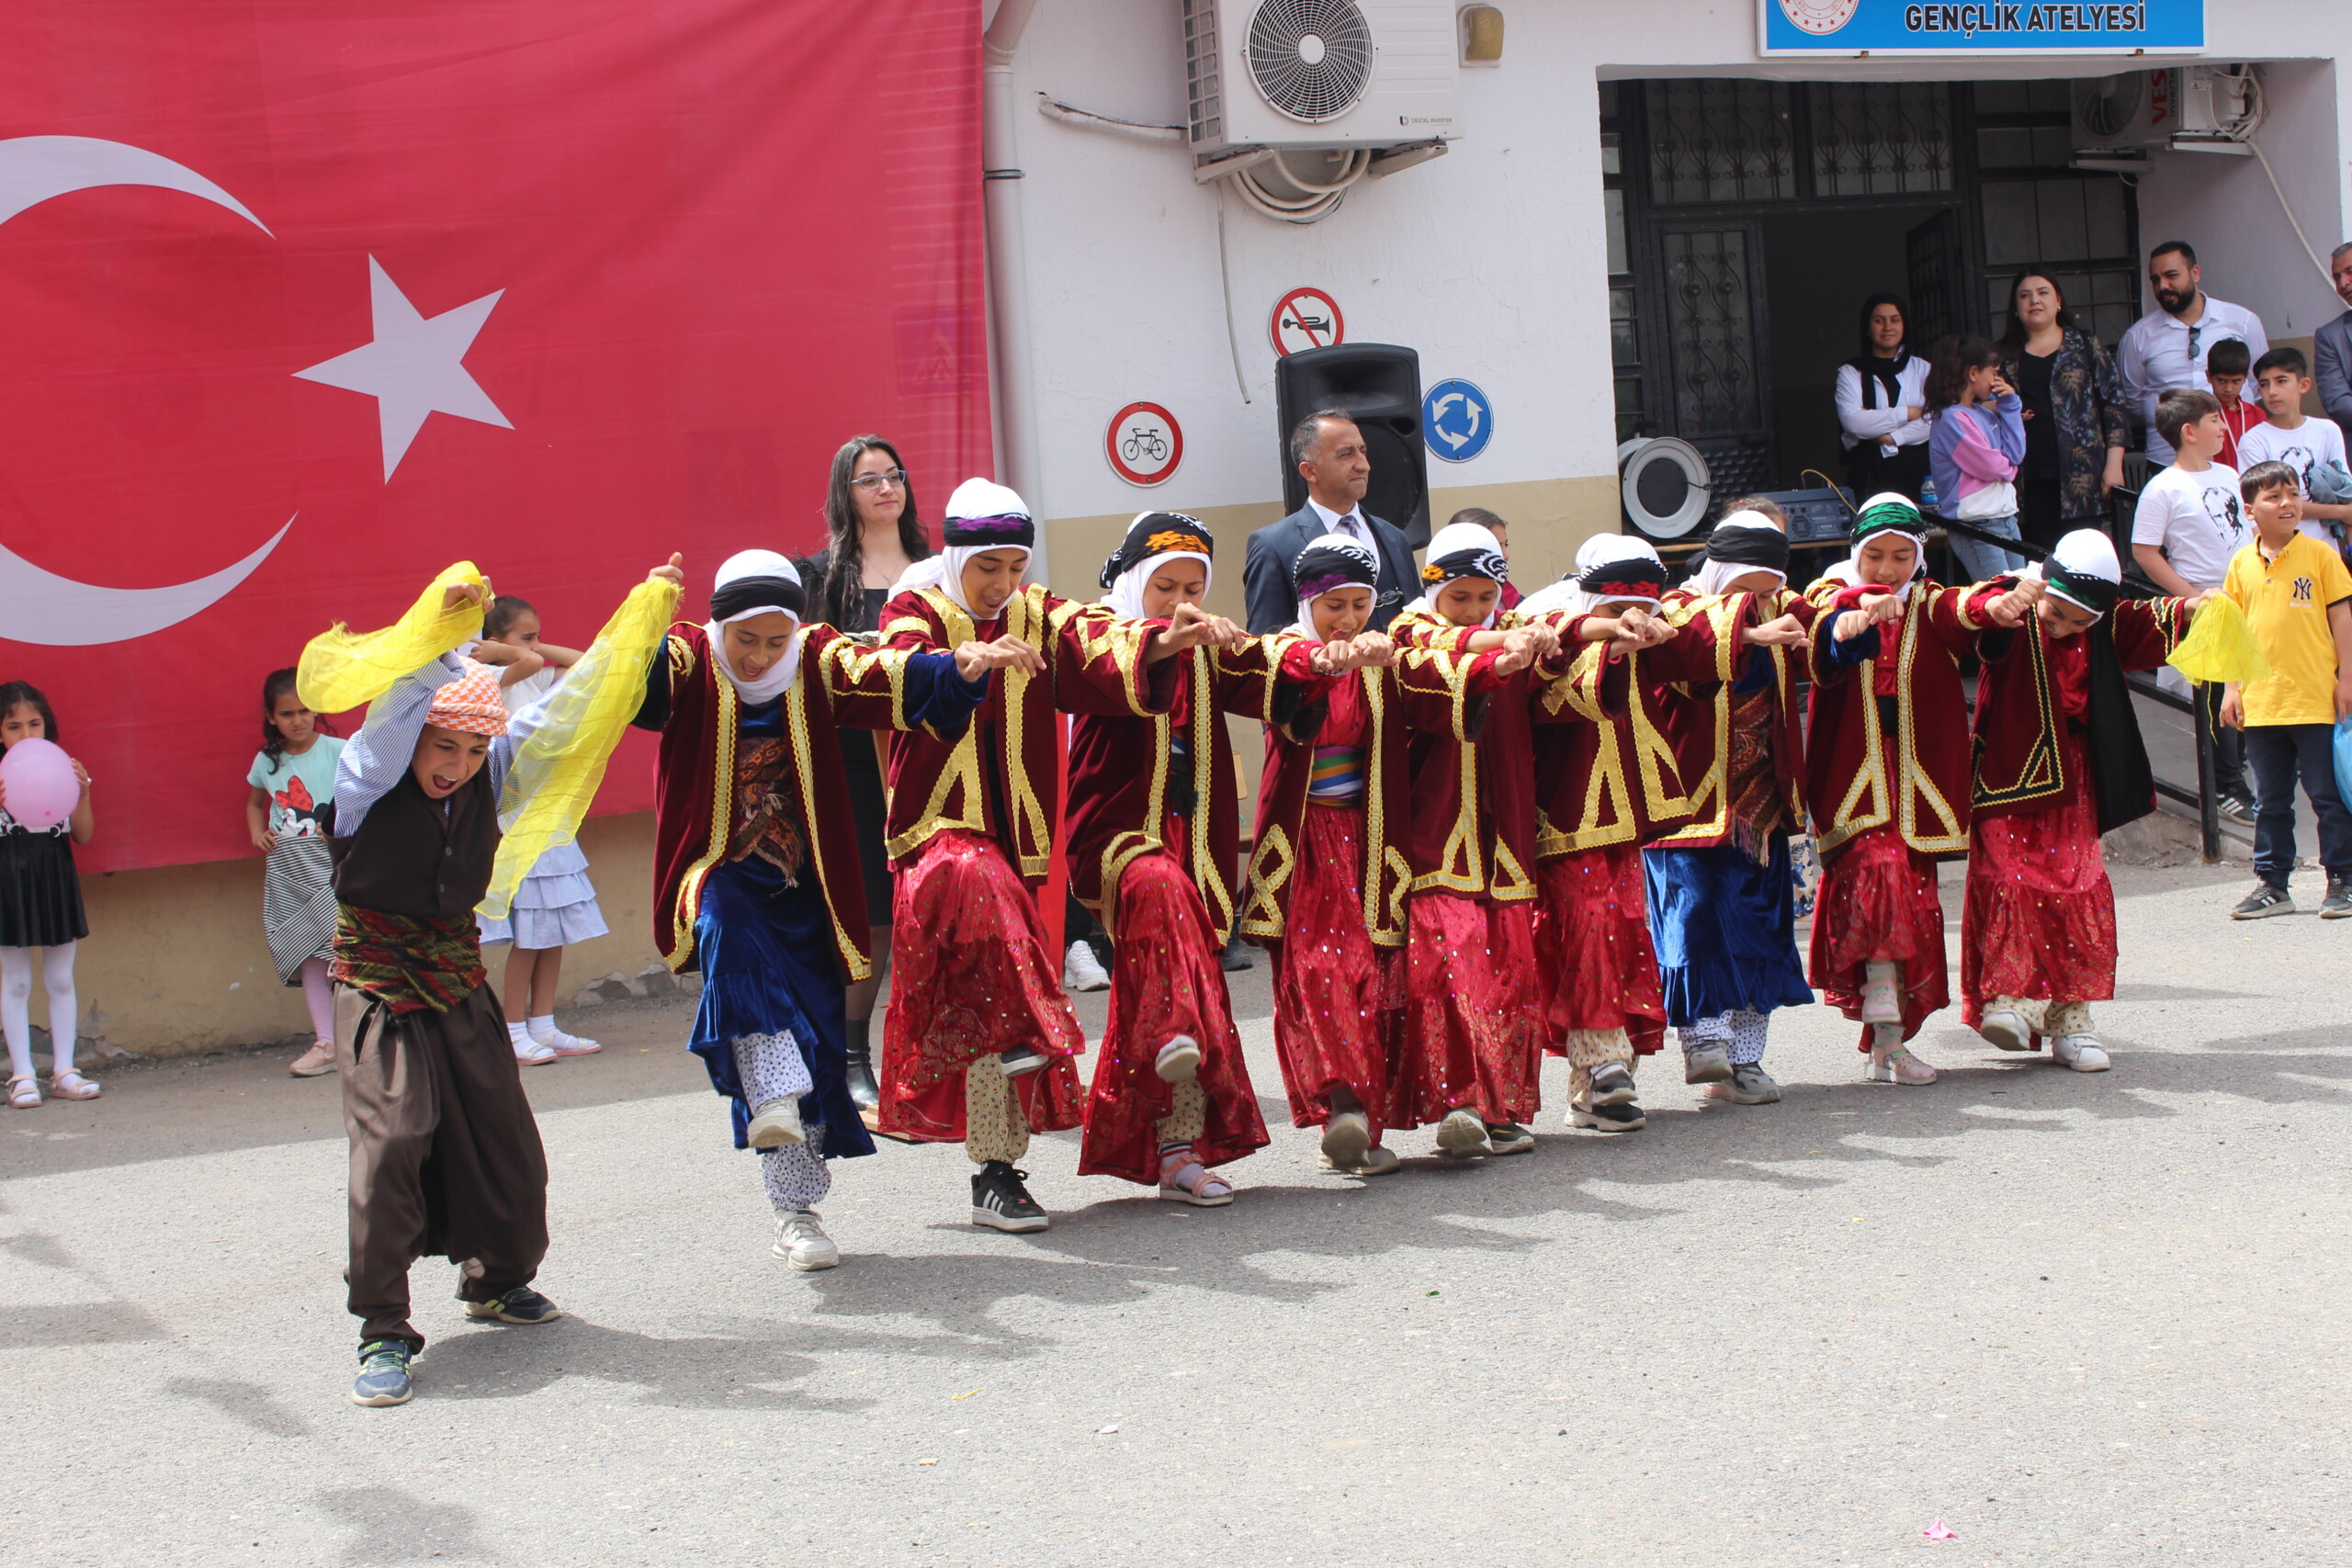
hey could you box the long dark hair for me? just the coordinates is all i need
[0,680,60,749]
[259,667,335,762]
[1925,334,2002,414]
[1996,266,2081,355]
[812,435,932,630]
[1855,291,1911,359]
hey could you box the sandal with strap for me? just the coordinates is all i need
[1158,1148,1235,1207]
[49,1069,100,1100]
[8,1075,40,1110]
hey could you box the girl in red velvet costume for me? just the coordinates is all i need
[1964,529,2198,1072]
[1803,494,2035,1085]
[875,479,1238,1235]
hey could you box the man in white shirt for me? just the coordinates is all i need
[1242,411,1418,634]
[2117,240,2270,466]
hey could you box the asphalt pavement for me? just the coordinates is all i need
[5,855,2348,1567]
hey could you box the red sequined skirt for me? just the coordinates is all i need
[1536,842,1666,1055]
[1396,891,1543,1126]
[1080,848,1268,1184]
[1268,803,1402,1138]
[878,830,1086,1143]
[1961,761,2115,1026]
[1810,823,1950,1046]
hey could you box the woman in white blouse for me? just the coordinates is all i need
[1836,292,1933,505]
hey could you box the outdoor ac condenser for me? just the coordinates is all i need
[1181,0,1459,152]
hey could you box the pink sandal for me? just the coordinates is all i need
[1158,1147,1234,1207]
[8,1075,40,1110]
[49,1069,100,1100]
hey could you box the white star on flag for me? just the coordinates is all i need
[295,256,512,480]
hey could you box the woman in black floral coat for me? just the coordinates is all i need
[1999,266,2132,555]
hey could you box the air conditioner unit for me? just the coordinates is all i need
[1181,0,1459,152]
[2071,66,2256,167]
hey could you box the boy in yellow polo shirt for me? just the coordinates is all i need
[2221,460,2352,919]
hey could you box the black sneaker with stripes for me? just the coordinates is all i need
[970,1161,1049,1233]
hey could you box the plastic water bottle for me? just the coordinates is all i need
[1919,475,1939,514]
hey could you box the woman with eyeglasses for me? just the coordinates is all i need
[802,436,933,1110]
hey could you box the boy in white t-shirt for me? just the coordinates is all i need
[2132,386,2253,813]
[2237,346,2352,548]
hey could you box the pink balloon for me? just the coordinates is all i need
[0,738,80,832]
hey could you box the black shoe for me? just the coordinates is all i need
[2231,883,2294,919]
[843,1043,880,1110]
[1485,1122,1536,1155]
[2218,795,2257,824]
[2324,879,2352,919]
[997,1044,1048,1077]
[1219,933,1255,973]
[464,1285,562,1325]
[971,1161,1049,1232]
[1586,1063,1637,1106]
[1568,1099,1646,1133]
[350,1339,414,1406]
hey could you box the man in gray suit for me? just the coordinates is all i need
[1243,410,1419,635]
[2315,241,2352,447]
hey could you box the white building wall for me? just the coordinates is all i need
[989,0,2352,599]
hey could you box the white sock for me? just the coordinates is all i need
[527,1014,558,1042]
[508,1021,533,1047]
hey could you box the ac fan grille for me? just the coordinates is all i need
[1246,0,1374,125]
[2074,74,2143,140]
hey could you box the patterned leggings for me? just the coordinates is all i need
[1565,1026,1633,1101]
[962,1053,1203,1165]
[734,1032,830,1211]
[1679,1010,1770,1066]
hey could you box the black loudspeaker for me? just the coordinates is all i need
[1275,343,1430,548]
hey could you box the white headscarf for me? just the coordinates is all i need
[1404,520,1510,626]
[1288,532,1380,636]
[1691,523,1791,599]
[1549,533,1665,616]
[889,477,1035,619]
[2035,527,2124,623]
[1821,491,1929,604]
[705,548,804,705]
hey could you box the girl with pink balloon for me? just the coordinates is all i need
[0,681,97,1109]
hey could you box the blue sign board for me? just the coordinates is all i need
[1759,0,2203,54]
[1421,378,1494,464]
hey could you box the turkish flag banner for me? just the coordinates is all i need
[0,0,989,872]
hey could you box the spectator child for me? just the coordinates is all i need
[2205,337,2263,470]
[472,594,605,1064]
[0,682,96,1108]
[2219,462,2352,920]
[2132,387,2254,816]
[2237,347,2352,548]
[245,669,345,1077]
[1925,334,2030,581]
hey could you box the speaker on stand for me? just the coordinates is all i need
[1275,343,1431,547]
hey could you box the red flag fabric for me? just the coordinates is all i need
[0,0,989,872]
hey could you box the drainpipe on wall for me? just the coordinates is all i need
[983,0,1048,581]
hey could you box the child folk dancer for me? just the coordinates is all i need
[1965,530,2197,1070]
[876,479,1239,1233]
[1802,495,2037,1084]
[306,558,679,1407]
[635,550,1012,1269]
[1240,535,1462,1177]
[1385,520,1650,1156]
[1643,515,1818,1104]
[1068,513,1350,1204]
[1519,536,1699,1134]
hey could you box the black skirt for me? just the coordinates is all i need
[0,825,89,948]
[840,734,894,926]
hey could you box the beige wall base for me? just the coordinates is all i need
[67,811,664,1059]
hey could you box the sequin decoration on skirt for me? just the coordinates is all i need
[1536,842,1668,1056]
[1395,891,1543,1127]
[1644,835,1814,1029]
[1079,848,1267,1185]
[879,829,1086,1144]
[1809,823,1950,1047]
[1269,804,1401,1138]
[1961,741,2116,1029]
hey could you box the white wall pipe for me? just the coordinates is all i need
[983,0,1049,580]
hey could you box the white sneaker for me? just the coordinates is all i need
[1318,1110,1372,1169]
[1682,1043,1734,1084]
[1154,1034,1202,1082]
[1062,940,1110,993]
[513,1036,559,1066]
[2052,1034,2111,1073]
[1977,1001,2032,1052]
[1434,1107,1492,1158]
[773,1209,840,1270]
[746,1096,805,1148]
